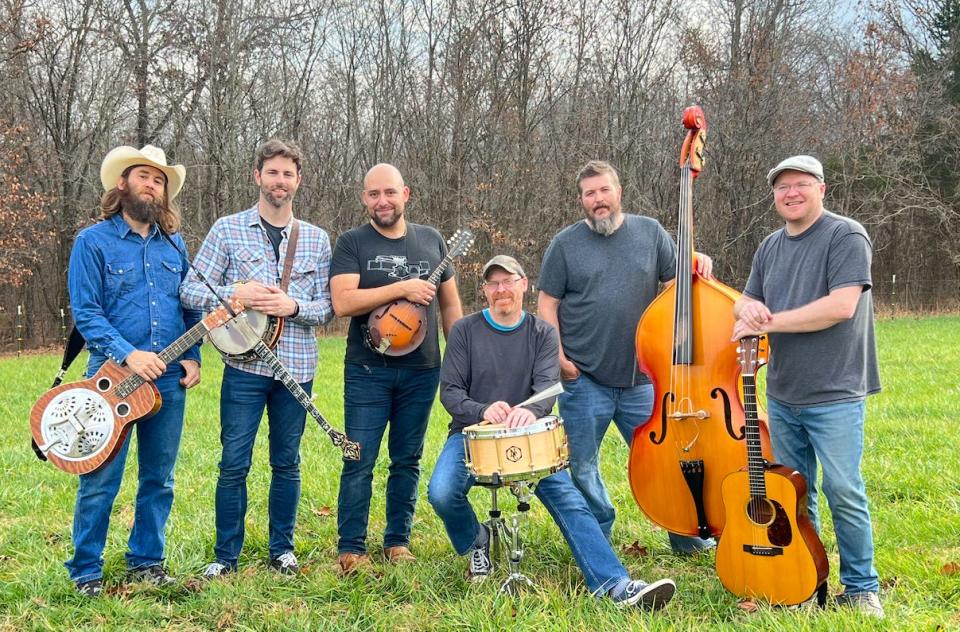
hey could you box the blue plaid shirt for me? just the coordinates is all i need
[180,206,333,382]
[68,213,202,377]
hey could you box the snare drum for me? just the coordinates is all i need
[463,415,568,484]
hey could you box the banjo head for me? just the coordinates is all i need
[208,310,282,361]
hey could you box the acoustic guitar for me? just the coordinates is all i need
[30,298,244,475]
[715,335,828,605]
[365,229,474,356]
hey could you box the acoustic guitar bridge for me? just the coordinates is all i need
[742,544,784,556]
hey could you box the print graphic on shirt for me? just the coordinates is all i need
[367,255,430,280]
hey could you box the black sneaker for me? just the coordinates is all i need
[126,564,176,586]
[612,578,676,611]
[467,526,492,583]
[269,552,300,575]
[75,578,103,597]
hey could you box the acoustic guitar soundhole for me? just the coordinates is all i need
[746,498,775,526]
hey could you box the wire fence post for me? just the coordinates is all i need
[60,308,67,347]
[16,305,24,358]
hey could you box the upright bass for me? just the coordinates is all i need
[628,106,772,539]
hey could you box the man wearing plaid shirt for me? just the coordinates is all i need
[180,139,333,578]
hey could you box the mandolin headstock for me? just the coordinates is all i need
[447,229,475,259]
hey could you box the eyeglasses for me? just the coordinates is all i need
[773,181,819,194]
[482,276,522,290]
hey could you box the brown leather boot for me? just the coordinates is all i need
[337,552,372,575]
[383,546,416,563]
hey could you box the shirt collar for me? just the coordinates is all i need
[109,212,159,240]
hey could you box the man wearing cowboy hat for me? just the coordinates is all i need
[65,144,202,596]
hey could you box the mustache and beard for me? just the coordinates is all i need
[121,187,163,225]
[261,182,295,208]
[585,204,622,237]
[370,205,402,228]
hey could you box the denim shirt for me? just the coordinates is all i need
[68,213,202,378]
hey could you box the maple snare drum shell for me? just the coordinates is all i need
[462,415,568,484]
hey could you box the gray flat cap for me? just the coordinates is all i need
[767,155,824,186]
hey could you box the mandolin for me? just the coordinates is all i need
[365,229,474,356]
[715,335,828,605]
[30,298,244,475]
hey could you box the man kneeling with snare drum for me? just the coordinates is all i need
[427,255,676,610]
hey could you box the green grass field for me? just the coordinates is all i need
[1,316,958,631]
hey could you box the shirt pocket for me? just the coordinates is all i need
[158,258,183,296]
[105,259,141,294]
[235,246,266,281]
[288,259,317,300]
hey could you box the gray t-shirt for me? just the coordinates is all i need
[440,311,560,437]
[743,210,881,407]
[538,214,675,387]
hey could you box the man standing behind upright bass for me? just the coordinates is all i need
[181,139,333,578]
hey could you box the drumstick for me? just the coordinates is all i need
[513,382,564,409]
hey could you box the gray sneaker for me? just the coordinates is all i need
[467,529,492,583]
[126,564,176,586]
[836,591,884,618]
[612,578,676,611]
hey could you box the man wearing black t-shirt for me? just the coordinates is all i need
[330,163,463,574]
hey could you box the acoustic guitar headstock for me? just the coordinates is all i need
[736,335,768,377]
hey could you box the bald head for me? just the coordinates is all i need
[362,163,410,231]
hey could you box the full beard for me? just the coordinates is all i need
[370,207,401,228]
[122,189,163,225]
[585,208,622,237]
[262,185,293,208]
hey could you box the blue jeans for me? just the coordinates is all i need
[428,433,630,596]
[337,363,439,554]
[767,397,879,594]
[214,364,310,565]
[65,372,186,582]
[559,373,713,553]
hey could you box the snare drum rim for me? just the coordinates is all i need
[462,415,561,440]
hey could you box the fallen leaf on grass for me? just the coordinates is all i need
[737,600,759,613]
[940,562,960,575]
[183,578,204,592]
[880,576,899,589]
[313,506,333,518]
[621,540,648,557]
[30,597,47,608]
[217,612,234,631]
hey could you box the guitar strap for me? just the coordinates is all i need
[279,218,300,292]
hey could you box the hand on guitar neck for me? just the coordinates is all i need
[232,281,298,317]
[125,350,166,381]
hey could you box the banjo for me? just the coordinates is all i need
[207,293,283,361]
[30,298,244,475]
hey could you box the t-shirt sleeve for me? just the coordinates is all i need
[657,222,677,283]
[827,231,872,292]
[743,244,767,301]
[537,237,567,299]
[330,231,359,277]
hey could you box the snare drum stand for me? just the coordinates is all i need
[497,479,537,597]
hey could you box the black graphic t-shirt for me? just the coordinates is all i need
[330,222,453,368]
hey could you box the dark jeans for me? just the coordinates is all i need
[65,372,186,582]
[213,364,310,565]
[337,363,440,554]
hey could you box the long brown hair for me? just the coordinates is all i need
[100,166,182,233]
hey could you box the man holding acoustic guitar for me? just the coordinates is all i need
[330,163,463,574]
[180,139,334,578]
[65,144,202,597]
[732,155,883,617]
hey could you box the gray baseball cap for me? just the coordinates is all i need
[767,155,824,186]
[482,255,526,279]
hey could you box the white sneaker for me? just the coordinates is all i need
[467,531,492,583]
[202,561,232,579]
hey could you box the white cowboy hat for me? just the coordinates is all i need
[100,144,186,200]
